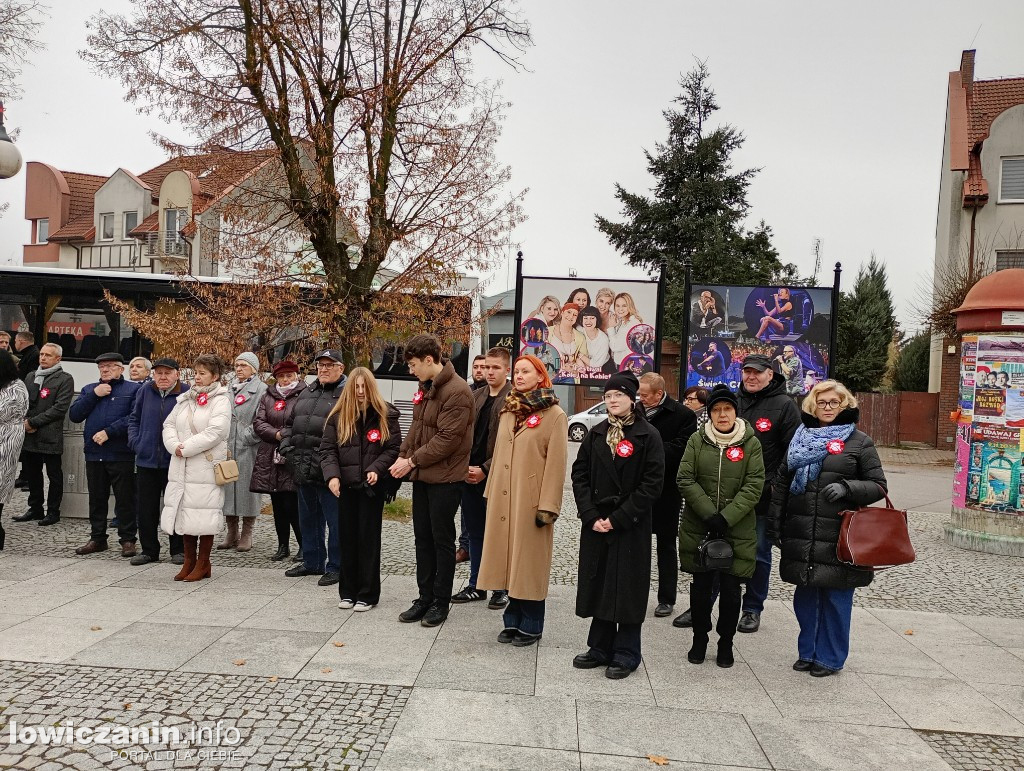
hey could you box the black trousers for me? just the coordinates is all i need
[86,460,136,544]
[270,491,302,550]
[411,480,461,606]
[338,487,385,605]
[690,570,743,644]
[22,451,63,517]
[652,492,681,605]
[587,618,643,670]
[136,466,183,559]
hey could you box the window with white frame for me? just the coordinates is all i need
[35,218,49,243]
[996,251,1024,271]
[99,212,115,241]
[123,211,138,238]
[999,158,1024,202]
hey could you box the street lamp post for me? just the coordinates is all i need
[0,102,24,180]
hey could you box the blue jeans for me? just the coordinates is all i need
[297,484,340,574]
[503,597,545,636]
[742,515,772,614]
[793,585,855,671]
[461,482,487,587]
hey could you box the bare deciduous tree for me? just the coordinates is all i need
[0,0,45,100]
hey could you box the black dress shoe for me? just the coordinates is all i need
[13,511,43,523]
[270,545,289,561]
[399,600,430,623]
[572,652,604,669]
[654,603,674,618]
[170,553,185,565]
[318,572,340,587]
[793,659,813,672]
[605,664,632,680]
[38,515,60,526]
[420,603,448,627]
[497,628,518,644]
[672,608,693,628]
[511,632,541,647]
[810,664,837,678]
[130,554,155,566]
[285,565,322,578]
[737,611,760,633]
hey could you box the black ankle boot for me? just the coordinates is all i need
[270,544,289,561]
[716,640,735,668]
[688,634,708,664]
[0,503,5,551]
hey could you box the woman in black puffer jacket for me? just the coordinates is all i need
[768,379,886,678]
[320,367,402,612]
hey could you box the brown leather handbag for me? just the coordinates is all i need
[837,487,916,570]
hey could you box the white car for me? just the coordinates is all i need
[567,402,608,442]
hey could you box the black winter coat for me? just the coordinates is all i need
[278,376,346,486]
[768,408,888,590]
[645,395,698,503]
[16,346,39,381]
[319,405,402,489]
[573,414,665,624]
[22,368,74,455]
[738,371,801,515]
[250,381,307,493]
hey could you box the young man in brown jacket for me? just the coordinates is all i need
[389,334,474,627]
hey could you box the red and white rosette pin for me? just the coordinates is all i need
[754,417,772,432]
[726,446,744,462]
[826,439,845,455]
[273,399,286,411]
[525,414,542,429]
[615,440,634,458]
[196,393,209,406]
[235,394,247,405]
[413,391,424,405]
[366,428,381,443]
[39,387,50,399]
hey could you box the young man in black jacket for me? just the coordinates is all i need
[638,373,697,618]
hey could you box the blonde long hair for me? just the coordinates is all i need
[327,367,391,445]
[613,292,643,324]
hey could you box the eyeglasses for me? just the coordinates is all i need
[683,396,700,403]
[316,362,342,368]
[815,399,842,409]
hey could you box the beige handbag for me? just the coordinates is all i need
[187,403,239,486]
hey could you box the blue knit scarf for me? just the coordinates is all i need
[787,422,856,495]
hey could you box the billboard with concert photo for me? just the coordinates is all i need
[518,276,660,386]
[686,284,835,397]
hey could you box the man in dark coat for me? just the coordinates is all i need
[14,342,74,526]
[127,358,189,565]
[571,372,665,679]
[638,372,697,618]
[69,353,141,556]
[279,350,346,585]
[14,331,40,381]
[451,346,512,609]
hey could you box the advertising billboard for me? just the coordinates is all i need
[518,276,660,386]
[685,284,835,396]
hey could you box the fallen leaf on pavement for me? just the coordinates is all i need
[333,642,345,647]
[646,755,670,766]
[90,626,102,631]
[904,629,914,635]
[321,668,333,673]
[268,676,278,682]
[233,659,246,666]
[123,703,132,710]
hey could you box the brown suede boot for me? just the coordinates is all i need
[217,516,239,550]
[174,536,197,581]
[236,517,254,552]
[184,535,214,582]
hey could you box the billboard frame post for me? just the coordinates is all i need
[828,261,842,380]
[512,250,524,361]
[653,256,668,388]
[677,254,693,399]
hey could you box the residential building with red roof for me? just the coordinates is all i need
[931,49,1024,443]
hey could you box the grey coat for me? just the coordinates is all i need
[22,368,75,455]
[223,377,268,518]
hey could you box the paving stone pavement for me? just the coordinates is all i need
[918,731,1024,770]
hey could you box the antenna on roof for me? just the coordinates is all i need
[812,238,823,284]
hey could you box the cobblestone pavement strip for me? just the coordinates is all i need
[0,661,409,770]
[918,730,1024,770]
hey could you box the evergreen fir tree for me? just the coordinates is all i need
[834,255,897,392]
[596,61,797,338]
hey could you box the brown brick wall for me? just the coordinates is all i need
[937,334,962,446]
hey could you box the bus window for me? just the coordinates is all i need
[45,295,129,361]
[0,302,33,343]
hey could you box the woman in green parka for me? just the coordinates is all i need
[677,384,765,668]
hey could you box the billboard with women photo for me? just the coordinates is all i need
[686,284,835,396]
[518,276,660,386]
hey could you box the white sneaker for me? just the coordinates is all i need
[353,602,375,612]
[338,599,355,610]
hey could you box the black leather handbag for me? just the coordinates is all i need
[696,535,734,571]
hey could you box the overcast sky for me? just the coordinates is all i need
[2,0,1023,330]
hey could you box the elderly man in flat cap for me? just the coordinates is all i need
[69,353,143,556]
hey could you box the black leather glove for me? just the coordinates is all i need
[706,513,729,536]
[822,482,848,503]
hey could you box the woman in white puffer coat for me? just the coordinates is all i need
[161,354,231,582]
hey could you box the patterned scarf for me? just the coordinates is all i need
[183,381,220,402]
[606,409,636,454]
[787,422,857,495]
[502,387,558,432]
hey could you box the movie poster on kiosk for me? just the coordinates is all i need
[518,277,659,386]
[972,335,1024,427]
[686,284,835,396]
[966,424,1022,513]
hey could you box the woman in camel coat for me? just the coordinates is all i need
[477,354,568,646]
[161,354,231,582]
